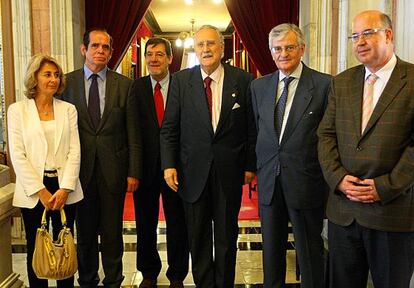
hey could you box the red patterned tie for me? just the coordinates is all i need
[204,77,212,118]
[154,82,164,127]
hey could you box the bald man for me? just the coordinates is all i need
[318,10,414,288]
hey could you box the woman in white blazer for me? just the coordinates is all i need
[8,54,83,288]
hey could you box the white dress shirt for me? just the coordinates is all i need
[364,54,397,108]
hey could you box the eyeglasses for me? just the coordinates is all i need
[348,28,387,43]
[145,52,167,58]
[271,45,300,54]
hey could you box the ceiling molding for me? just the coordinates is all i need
[144,8,162,34]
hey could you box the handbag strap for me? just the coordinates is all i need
[41,208,68,228]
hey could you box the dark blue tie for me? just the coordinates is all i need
[88,74,100,130]
[275,76,294,176]
[275,76,294,139]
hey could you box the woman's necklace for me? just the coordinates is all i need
[36,104,53,116]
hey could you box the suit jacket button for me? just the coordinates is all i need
[356,146,362,151]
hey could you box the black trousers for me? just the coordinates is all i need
[259,176,325,288]
[21,175,77,288]
[183,165,242,288]
[76,160,125,288]
[328,220,414,288]
[134,173,189,281]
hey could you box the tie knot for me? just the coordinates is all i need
[204,76,212,87]
[155,82,161,91]
[366,74,378,85]
[90,74,99,81]
[283,76,294,86]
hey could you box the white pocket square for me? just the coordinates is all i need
[232,103,241,110]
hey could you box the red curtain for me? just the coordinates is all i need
[85,0,152,69]
[225,0,299,75]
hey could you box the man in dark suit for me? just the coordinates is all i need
[160,25,256,287]
[62,28,142,288]
[251,24,331,288]
[132,37,189,288]
[318,10,414,288]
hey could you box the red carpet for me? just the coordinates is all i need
[123,182,259,221]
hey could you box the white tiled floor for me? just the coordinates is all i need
[14,220,414,287]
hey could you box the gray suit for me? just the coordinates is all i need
[62,68,142,287]
[251,64,331,288]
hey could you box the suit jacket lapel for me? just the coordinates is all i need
[350,67,365,136]
[362,59,407,137]
[215,64,238,136]
[281,65,313,145]
[99,70,118,131]
[263,71,280,145]
[27,99,47,146]
[53,99,64,155]
[143,76,159,127]
[189,66,214,135]
[73,70,95,131]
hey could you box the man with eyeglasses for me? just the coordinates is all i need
[132,37,189,288]
[318,10,414,288]
[160,25,256,287]
[62,28,142,288]
[250,23,331,288]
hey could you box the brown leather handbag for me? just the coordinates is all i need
[32,208,78,280]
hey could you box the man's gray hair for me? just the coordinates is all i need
[268,23,305,50]
[379,13,392,29]
[195,24,225,44]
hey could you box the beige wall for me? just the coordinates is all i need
[300,0,414,75]
[10,0,84,102]
[395,0,414,63]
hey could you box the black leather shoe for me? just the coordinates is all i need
[139,278,157,288]
[169,280,184,288]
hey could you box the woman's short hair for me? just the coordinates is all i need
[24,54,66,99]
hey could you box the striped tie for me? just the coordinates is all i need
[361,74,378,133]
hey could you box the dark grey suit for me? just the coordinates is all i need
[132,75,189,282]
[318,58,414,288]
[62,68,142,287]
[251,64,331,288]
[160,64,256,287]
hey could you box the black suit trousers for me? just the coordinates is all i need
[182,164,242,288]
[328,221,414,288]
[76,159,126,288]
[260,176,325,288]
[21,176,76,288]
[133,173,189,281]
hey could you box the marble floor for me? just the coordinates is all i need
[13,219,414,288]
[12,220,301,287]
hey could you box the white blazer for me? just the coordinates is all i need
[8,98,83,208]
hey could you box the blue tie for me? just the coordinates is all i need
[275,76,294,176]
[275,76,294,139]
[88,74,100,130]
